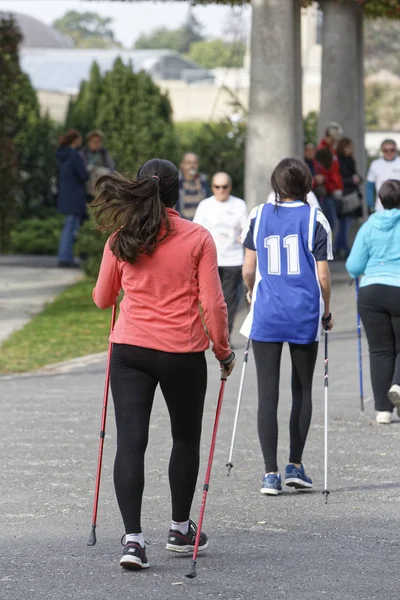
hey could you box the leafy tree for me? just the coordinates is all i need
[365,83,400,130]
[53,10,122,49]
[134,10,204,53]
[0,15,22,251]
[113,0,400,19]
[188,39,246,69]
[364,18,400,75]
[304,111,319,145]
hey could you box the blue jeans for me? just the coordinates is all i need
[320,195,337,232]
[58,215,81,263]
[334,216,353,254]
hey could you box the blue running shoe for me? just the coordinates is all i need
[260,473,282,496]
[285,464,313,490]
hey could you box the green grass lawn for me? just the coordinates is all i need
[0,279,115,374]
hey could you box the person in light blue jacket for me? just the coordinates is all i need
[346,179,400,424]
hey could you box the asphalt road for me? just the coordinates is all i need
[1,275,400,600]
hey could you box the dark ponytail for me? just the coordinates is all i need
[271,157,312,204]
[90,158,179,264]
[59,128,81,147]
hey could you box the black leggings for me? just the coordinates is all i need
[218,266,243,334]
[358,284,400,412]
[252,340,318,473]
[110,343,207,533]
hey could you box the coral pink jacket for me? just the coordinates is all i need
[93,208,231,361]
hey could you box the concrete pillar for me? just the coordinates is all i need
[245,0,302,210]
[319,0,365,177]
[293,0,304,159]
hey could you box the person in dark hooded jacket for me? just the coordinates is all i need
[56,129,89,267]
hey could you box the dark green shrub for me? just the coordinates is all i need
[10,215,63,255]
[75,217,108,279]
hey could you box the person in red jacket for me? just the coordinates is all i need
[316,122,344,231]
[91,158,236,571]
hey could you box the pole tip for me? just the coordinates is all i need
[226,462,233,476]
[185,560,197,579]
[322,490,330,504]
[87,525,97,546]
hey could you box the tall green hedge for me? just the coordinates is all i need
[65,58,178,177]
[0,14,58,256]
[0,16,22,251]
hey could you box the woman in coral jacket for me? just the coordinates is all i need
[91,158,235,571]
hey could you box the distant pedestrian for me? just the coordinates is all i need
[92,158,235,570]
[178,153,211,220]
[56,129,88,268]
[335,137,363,260]
[81,130,116,199]
[241,158,333,496]
[367,139,400,212]
[194,172,248,336]
[304,142,316,177]
[317,122,344,230]
[346,180,400,425]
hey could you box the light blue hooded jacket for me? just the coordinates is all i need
[346,209,400,288]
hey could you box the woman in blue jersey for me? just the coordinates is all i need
[241,158,333,496]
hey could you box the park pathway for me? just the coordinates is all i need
[1,265,399,600]
[0,255,81,344]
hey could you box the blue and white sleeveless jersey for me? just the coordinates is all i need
[241,201,332,344]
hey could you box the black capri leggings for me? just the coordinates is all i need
[110,343,207,533]
[252,340,318,473]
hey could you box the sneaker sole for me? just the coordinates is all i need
[120,556,150,570]
[285,477,313,490]
[260,487,282,496]
[165,541,209,554]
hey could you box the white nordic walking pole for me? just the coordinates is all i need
[323,329,330,504]
[226,338,251,476]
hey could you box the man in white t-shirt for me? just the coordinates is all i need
[193,172,248,335]
[367,139,400,211]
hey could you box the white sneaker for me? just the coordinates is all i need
[376,411,393,424]
[388,385,400,418]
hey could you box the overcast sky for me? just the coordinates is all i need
[0,0,250,47]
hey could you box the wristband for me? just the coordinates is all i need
[220,352,235,366]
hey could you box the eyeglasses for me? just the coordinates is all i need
[213,185,229,190]
[382,147,396,154]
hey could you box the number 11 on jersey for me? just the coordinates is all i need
[264,235,300,275]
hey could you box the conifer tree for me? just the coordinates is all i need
[0,15,22,251]
[66,62,103,136]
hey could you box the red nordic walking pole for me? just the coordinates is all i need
[186,375,227,579]
[88,303,117,546]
